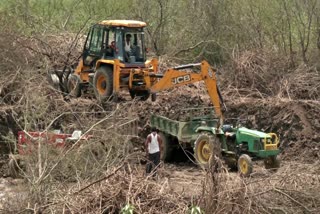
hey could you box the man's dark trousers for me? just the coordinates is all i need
[146,151,160,176]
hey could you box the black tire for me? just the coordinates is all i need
[264,155,280,171]
[194,133,220,169]
[151,93,157,102]
[129,90,135,99]
[93,66,113,102]
[238,154,253,177]
[129,90,150,101]
[225,156,238,171]
[159,132,173,162]
[140,92,150,101]
[67,74,82,97]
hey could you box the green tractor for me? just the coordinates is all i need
[150,108,280,177]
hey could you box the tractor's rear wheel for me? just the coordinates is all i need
[159,132,173,162]
[194,133,220,169]
[238,154,253,177]
[93,66,113,102]
[67,74,82,97]
[264,155,280,171]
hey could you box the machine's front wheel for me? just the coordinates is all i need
[264,155,280,171]
[93,66,113,102]
[238,154,253,177]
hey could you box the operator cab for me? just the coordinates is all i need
[82,20,147,67]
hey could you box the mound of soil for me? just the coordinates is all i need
[224,98,320,162]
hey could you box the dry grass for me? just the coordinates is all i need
[221,49,320,101]
[4,157,318,213]
[0,21,320,214]
[201,160,320,214]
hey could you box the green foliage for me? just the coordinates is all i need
[0,0,131,33]
[120,204,135,214]
[1,0,320,65]
[189,205,204,214]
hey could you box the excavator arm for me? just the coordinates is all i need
[150,60,224,125]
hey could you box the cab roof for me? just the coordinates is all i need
[98,20,147,28]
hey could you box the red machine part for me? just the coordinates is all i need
[17,131,91,155]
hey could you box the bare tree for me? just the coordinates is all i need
[292,0,317,64]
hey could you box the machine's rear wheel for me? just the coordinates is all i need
[151,93,157,102]
[158,132,173,162]
[67,74,82,97]
[129,90,150,101]
[93,66,113,102]
[194,133,220,169]
[238,154,253,177]
[264,155,280,171]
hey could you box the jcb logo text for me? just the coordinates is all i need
[172,75,191,85]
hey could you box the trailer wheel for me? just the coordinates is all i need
[93,66,113,102]
[264,155,280,171]
[67,74,82,97]
[238,154,253,177]
[159,132,173,162]
[194,133,220,169]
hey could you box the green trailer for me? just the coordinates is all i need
[150,108,280,176]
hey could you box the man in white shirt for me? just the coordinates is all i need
[145,127,162,177]
[124,34,133,63]
[124,34,132,52]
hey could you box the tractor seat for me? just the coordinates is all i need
[222,124,233,132]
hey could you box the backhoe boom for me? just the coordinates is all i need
[150,61,224,125]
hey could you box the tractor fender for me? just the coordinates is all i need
[195,126,223,135]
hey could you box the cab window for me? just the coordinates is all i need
[89,27,103,54]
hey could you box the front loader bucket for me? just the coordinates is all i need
[47,70,60,90]
[47,68,71,93]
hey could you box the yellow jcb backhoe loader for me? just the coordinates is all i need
[49,20,158,101]
[48,20,225,109]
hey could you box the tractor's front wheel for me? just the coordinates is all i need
[194,134,220,169]
[93,66,113,102]
[238,154,253,177]
[159,132,173,162]
[67,74,82,97]
[264,155,280,171]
